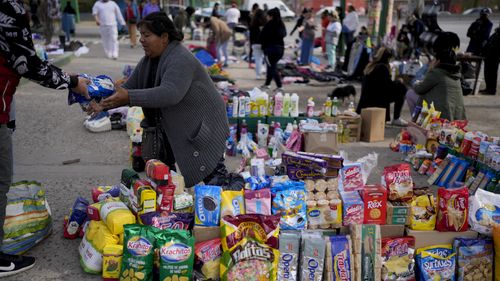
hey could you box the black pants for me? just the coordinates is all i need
[484,57,499,95]
[264,47,284,88]
[385,82,407,121]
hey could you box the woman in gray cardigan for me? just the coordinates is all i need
[100,12,229,187]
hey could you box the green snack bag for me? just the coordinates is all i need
[120,224,159,281]
[157,229,195,281]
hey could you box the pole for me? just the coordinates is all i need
[379,0,388,38]
[367,0,381,44]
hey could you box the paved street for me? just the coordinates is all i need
[3,15,500,280]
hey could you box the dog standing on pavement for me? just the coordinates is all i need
[328,85,357,102]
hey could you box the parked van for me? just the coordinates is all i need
[242,0,295,19]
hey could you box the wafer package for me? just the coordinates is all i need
[325,235,353,281]
[277,232,300,281]
[299,232,326,281]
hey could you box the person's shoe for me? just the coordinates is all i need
[0,252,36,277]
[86,116,112,133]
[391,118,408,127]
[274,87,284,92]
[260,84,271,90]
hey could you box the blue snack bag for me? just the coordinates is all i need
[271,182,307,230]
[194,185,222,226]
[64,197,89,239]
[68,74,115,108]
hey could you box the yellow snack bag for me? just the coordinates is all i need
[221,190,245,218]
[102,244,123,280]
[410,195,436,230]
[99,198,136,235]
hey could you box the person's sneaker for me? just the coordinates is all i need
[391,118,408,127]
[274,87,284,92]
[0,252,36,277]
[260,84,271,90]
[86,116,112,133]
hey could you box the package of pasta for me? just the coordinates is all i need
[453,238,493,281]
[410,195,437,231]
[381,237,415,281]
[156,229,195,281]
[220,214,280,251]
[221,189,245,219]
[436,187,468,232]
[194,238,221,281]
[220,236,279,281]
[271,184,307,230]
[383,163,414,201]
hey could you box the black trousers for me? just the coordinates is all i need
[385,81,407,121]
[264,47,284,88]
[484,57,499,95]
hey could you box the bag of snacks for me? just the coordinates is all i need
[194,238,221,281]
[220,214,280,251]
[341,163,364,191]
[325,235,353,281]
[244,189,271,215]
[383,163,414,201]
[120,224,159,281]
[436,187,468,232]
[271,184,307,230]
[277,232,300,281]
[64,197,89,239]
[194,185,222,226]
[140,212,194,230]
[416,245,454,281]
[299,232,326,281]
[469,188,500,235]
[221,189,245,218]
[410,195,436,231]
[381,237,415,281]
[454,238,493,281]
[157,229,195,281]
[220,236,279,281]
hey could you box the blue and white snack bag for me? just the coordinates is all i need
[68,74,115,109]
[194,185,222,226]
[299,232,325,281]
[278,231,300,281]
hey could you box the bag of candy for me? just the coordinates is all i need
[220,214,280,251]
[383,163,414,201]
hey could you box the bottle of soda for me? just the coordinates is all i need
[131,129,145,172]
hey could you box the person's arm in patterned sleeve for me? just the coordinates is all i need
[1,0,88,95]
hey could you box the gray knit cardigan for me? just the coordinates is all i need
[125,41,229,187]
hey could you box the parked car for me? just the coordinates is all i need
[462,7,486,15]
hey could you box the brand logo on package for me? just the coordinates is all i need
[346,205,362,215]
[127,236,153,256]
[161,243,192,263]
[367,200,382,209]
[307,258,319,280]
[308,209,320,217]
[281,253,294,278]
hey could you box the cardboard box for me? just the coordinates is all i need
[386,215,408,225]
[303,132,338,154]
[405,228,478,249]
[193,226,220,243]
[380,225,405,238]
[387,201,410,216]
[361,107,386,142]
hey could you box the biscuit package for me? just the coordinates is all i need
[220,214,280,251]
[271,183,307,230]
[383,164,414,202]
[341,163,364,191]
[277,232,300,281]
[139,212,193,230]
[361,185,387,225]
[381,237,415,281]
[415,245,455,281]
[194,238,221,281]
[221,190,245,218]
[410,195,436,231]
[469,188,500,235]
[220,237,279,281]
[157,229,195,281]
[299,233,326,281]
[194,185,222,227]
[436,187,468,232]
[325,235,353,281]
[244,189,271,215]
[453,238,493,281]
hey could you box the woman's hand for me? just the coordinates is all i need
[100,86,130,110]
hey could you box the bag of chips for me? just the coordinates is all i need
[221,190,245,219]
[383,163,414,201]
[140,212,193,230]
[436,187,468,232]
[271,184,307,230]
[410,195,436,231]
[416,245,454,281]
[381,237,415,281]
[194,238,221,281]
[157,229,195,281]
[454,238,493,281]
[220,214,280,251]
[195,185,222,227]
[469,188,500,235]
[220,236,279,281]
[120,224,159,281]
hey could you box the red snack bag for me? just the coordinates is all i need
[194,238,222,280]
[220,214,280,251]
[157,184,176,212]
[381,237,415,281]
[436,187,469,232]
[361,185,388,225]
[383,163,414,201]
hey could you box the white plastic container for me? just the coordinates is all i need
[290,93,299,117]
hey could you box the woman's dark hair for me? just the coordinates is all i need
[138,12,184,41]
[267,8,282,23]
[250,9,266,27]
[364,47,393,75]
[252,3,259,11]
[435,49,457,65]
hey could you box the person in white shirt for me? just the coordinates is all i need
[92,0,126,59]
[325,11,342,70]
[225,2,240,41]
[342,5,359,46]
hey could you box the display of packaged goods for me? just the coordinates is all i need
[360,185,387,225]
[340,191,364,226]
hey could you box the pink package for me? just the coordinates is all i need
[340,191,364,226]
[341,163,364,191]
[244,188,271,215]
[86,204,100,221]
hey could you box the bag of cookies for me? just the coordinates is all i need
[454,238,493,281]
[194,185,222,227]
[271,184,307,230]
[277,232,300,281]
[410,195,436,231]
[325,235,353,281]
[194,238,221,281]
[383,163,414,201]
[436,187,468,232]
[221,190,245,219]
[469,188,500,235]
